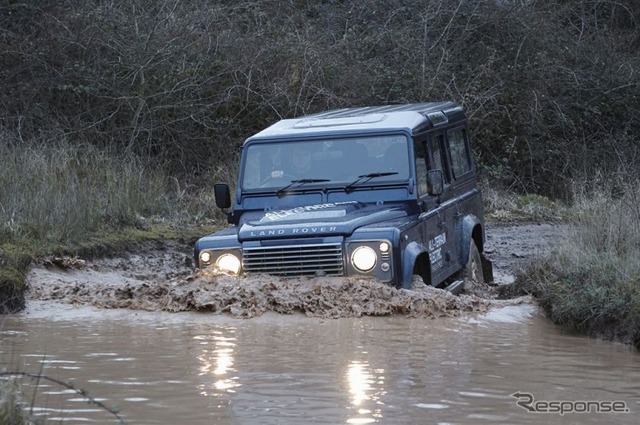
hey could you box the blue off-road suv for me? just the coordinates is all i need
[195,102,492,293]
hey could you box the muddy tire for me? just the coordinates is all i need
[462,240,484,292]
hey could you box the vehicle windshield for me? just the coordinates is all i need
[241,135,410,190]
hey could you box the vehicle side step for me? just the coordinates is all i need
[445,279,465,295]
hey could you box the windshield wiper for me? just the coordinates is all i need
[276,179,330,197]
[344,172,398,193]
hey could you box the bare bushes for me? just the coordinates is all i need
[512,176,640,348]
[0,1,240,174]
[1,0,638,194]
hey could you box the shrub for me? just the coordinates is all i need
[1,0,638,195]
[512,177,640,348]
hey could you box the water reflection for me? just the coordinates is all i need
[346,360,385,424]
[196,327,241,396]
[2,306,640,424]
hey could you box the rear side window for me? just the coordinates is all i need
[447,129,471,178]
[414,139,428,195]
[428,134,449,184]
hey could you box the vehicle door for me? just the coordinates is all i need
[444,126,479,271]
[415,131,456,285]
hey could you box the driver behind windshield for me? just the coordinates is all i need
[270,144,312,179]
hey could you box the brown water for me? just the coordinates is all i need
[2,301,639,424]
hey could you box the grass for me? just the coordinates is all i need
[0,134,232,313]
[1,372,126,424]
[0,140,211,242]
[507,177,640,348]
[0,379,29,424]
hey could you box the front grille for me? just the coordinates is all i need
[243,243,344,276]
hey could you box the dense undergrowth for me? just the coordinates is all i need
[1,0,639,196]
[0,137,234,313]
[506,176,640,349]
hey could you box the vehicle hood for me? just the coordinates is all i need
[237,201,408,241]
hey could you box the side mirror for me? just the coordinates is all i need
[427,170,444,196]
[214,183,231,209]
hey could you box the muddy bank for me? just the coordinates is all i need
[25,222,555,318]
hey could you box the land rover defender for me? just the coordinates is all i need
[195,102,492,292]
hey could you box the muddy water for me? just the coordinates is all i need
[2,302,639,424]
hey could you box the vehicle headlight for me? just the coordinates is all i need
[351,246,377,272]
[215,253,241,275]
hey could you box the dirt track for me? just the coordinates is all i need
[25,222,559,318]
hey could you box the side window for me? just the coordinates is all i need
[414,139,428,195]
[447,128,472,178]
[428,134,449,184]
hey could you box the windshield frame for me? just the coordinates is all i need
[238,134,412,193]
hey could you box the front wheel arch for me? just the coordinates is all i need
[412,252,431,286]
[401,241,428,289]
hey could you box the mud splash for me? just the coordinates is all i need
[26,265,501,319]
[25,223,553,318]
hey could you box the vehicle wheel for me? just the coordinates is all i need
[462,240,484,292]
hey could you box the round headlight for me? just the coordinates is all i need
[216,253,241,275]
[351,246,377,272]
[379,242,390,253]
[200,251,211,263]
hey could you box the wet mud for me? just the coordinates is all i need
[25,223,556,318]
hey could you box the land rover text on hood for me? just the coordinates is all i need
[195,102,493,292]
